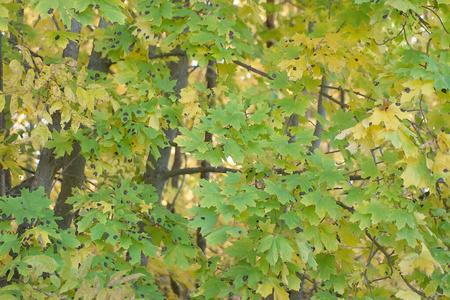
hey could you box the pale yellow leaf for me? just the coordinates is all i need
[0,94,4,112]
[417,243,444,276]
[30,123,52,150]
[273,284,290,300]
[395,290,421,300]
[256,281,273,298]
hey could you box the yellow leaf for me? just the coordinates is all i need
[30,123,52,151]
[180,86,202,119]
[36,231,51,246]
[399,243,443,278]
[437,132,450,152]
[140,201,153,213]
[368,106,408,131]
[7,60,24,88]
[0,94,4,112]
[399,156,432,189]
[256,281,273,298]
[395,290,421,300]
[273,284,290,300]
[417,243,444,276]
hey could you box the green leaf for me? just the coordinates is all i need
[264,180,295,205]
[396,227,423,247]
[45,131,73,158]
[312,253,336,281]
[23,255,59,276]
[189,206,218,235]
[387,209,417,230]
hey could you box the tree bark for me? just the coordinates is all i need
[0,34,11,197]
[144,48,189,200]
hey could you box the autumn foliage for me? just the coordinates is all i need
[0,0,449,299]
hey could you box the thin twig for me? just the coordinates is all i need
[373,22,407,46]
[318,91,349,108]
[232,60,273,80]
[321,85,378,102]
[421,6,449,34]
[51,15,62,32]
[163,166,239,179]
[365,230,427,299]
[168,154,187,212]
[148,51,186,59]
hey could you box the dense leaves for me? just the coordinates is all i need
[0,0,449,299]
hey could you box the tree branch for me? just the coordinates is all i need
[321,85,378,102]
[318,91,349,108]
[163,166,239,179]
[148,51,186,60]
[365,230,427,299]
[233,60,273,80]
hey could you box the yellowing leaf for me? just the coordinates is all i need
[368,106,408,131]
[30,123,52,151]
[399,156,432,189]
[395,290,421,300]
[273,284,290,300]
[0,94,4,112]
[399,243,443,277]
[7,60,24,88]
[256,280,273,298]
[417,243,444,276]
[180,86,203,119]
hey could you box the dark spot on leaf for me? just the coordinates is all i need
[48,8,54,14]
[27,265,32,268]
[383,14,388,19]
[133,186,138,191]
[123,117,128,122]
[124,190,128,195]
[201,217,205,220]
[404,87,411,93]
[113,235,118,239]
[396,103,401,106]
[117,31,122,36]
[55,35,60,40]
[272,74,276,78]
[91,148,95,153]
[444,169,448,173]
[243,275,248,281]
[293,67,297,70]
[145,11,150,14]
[355,58,358,62]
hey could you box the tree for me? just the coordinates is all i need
[0,0,449,299]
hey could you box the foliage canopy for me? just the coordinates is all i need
[0,0,449,299]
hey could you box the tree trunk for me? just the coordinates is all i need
[144,49,189,200]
